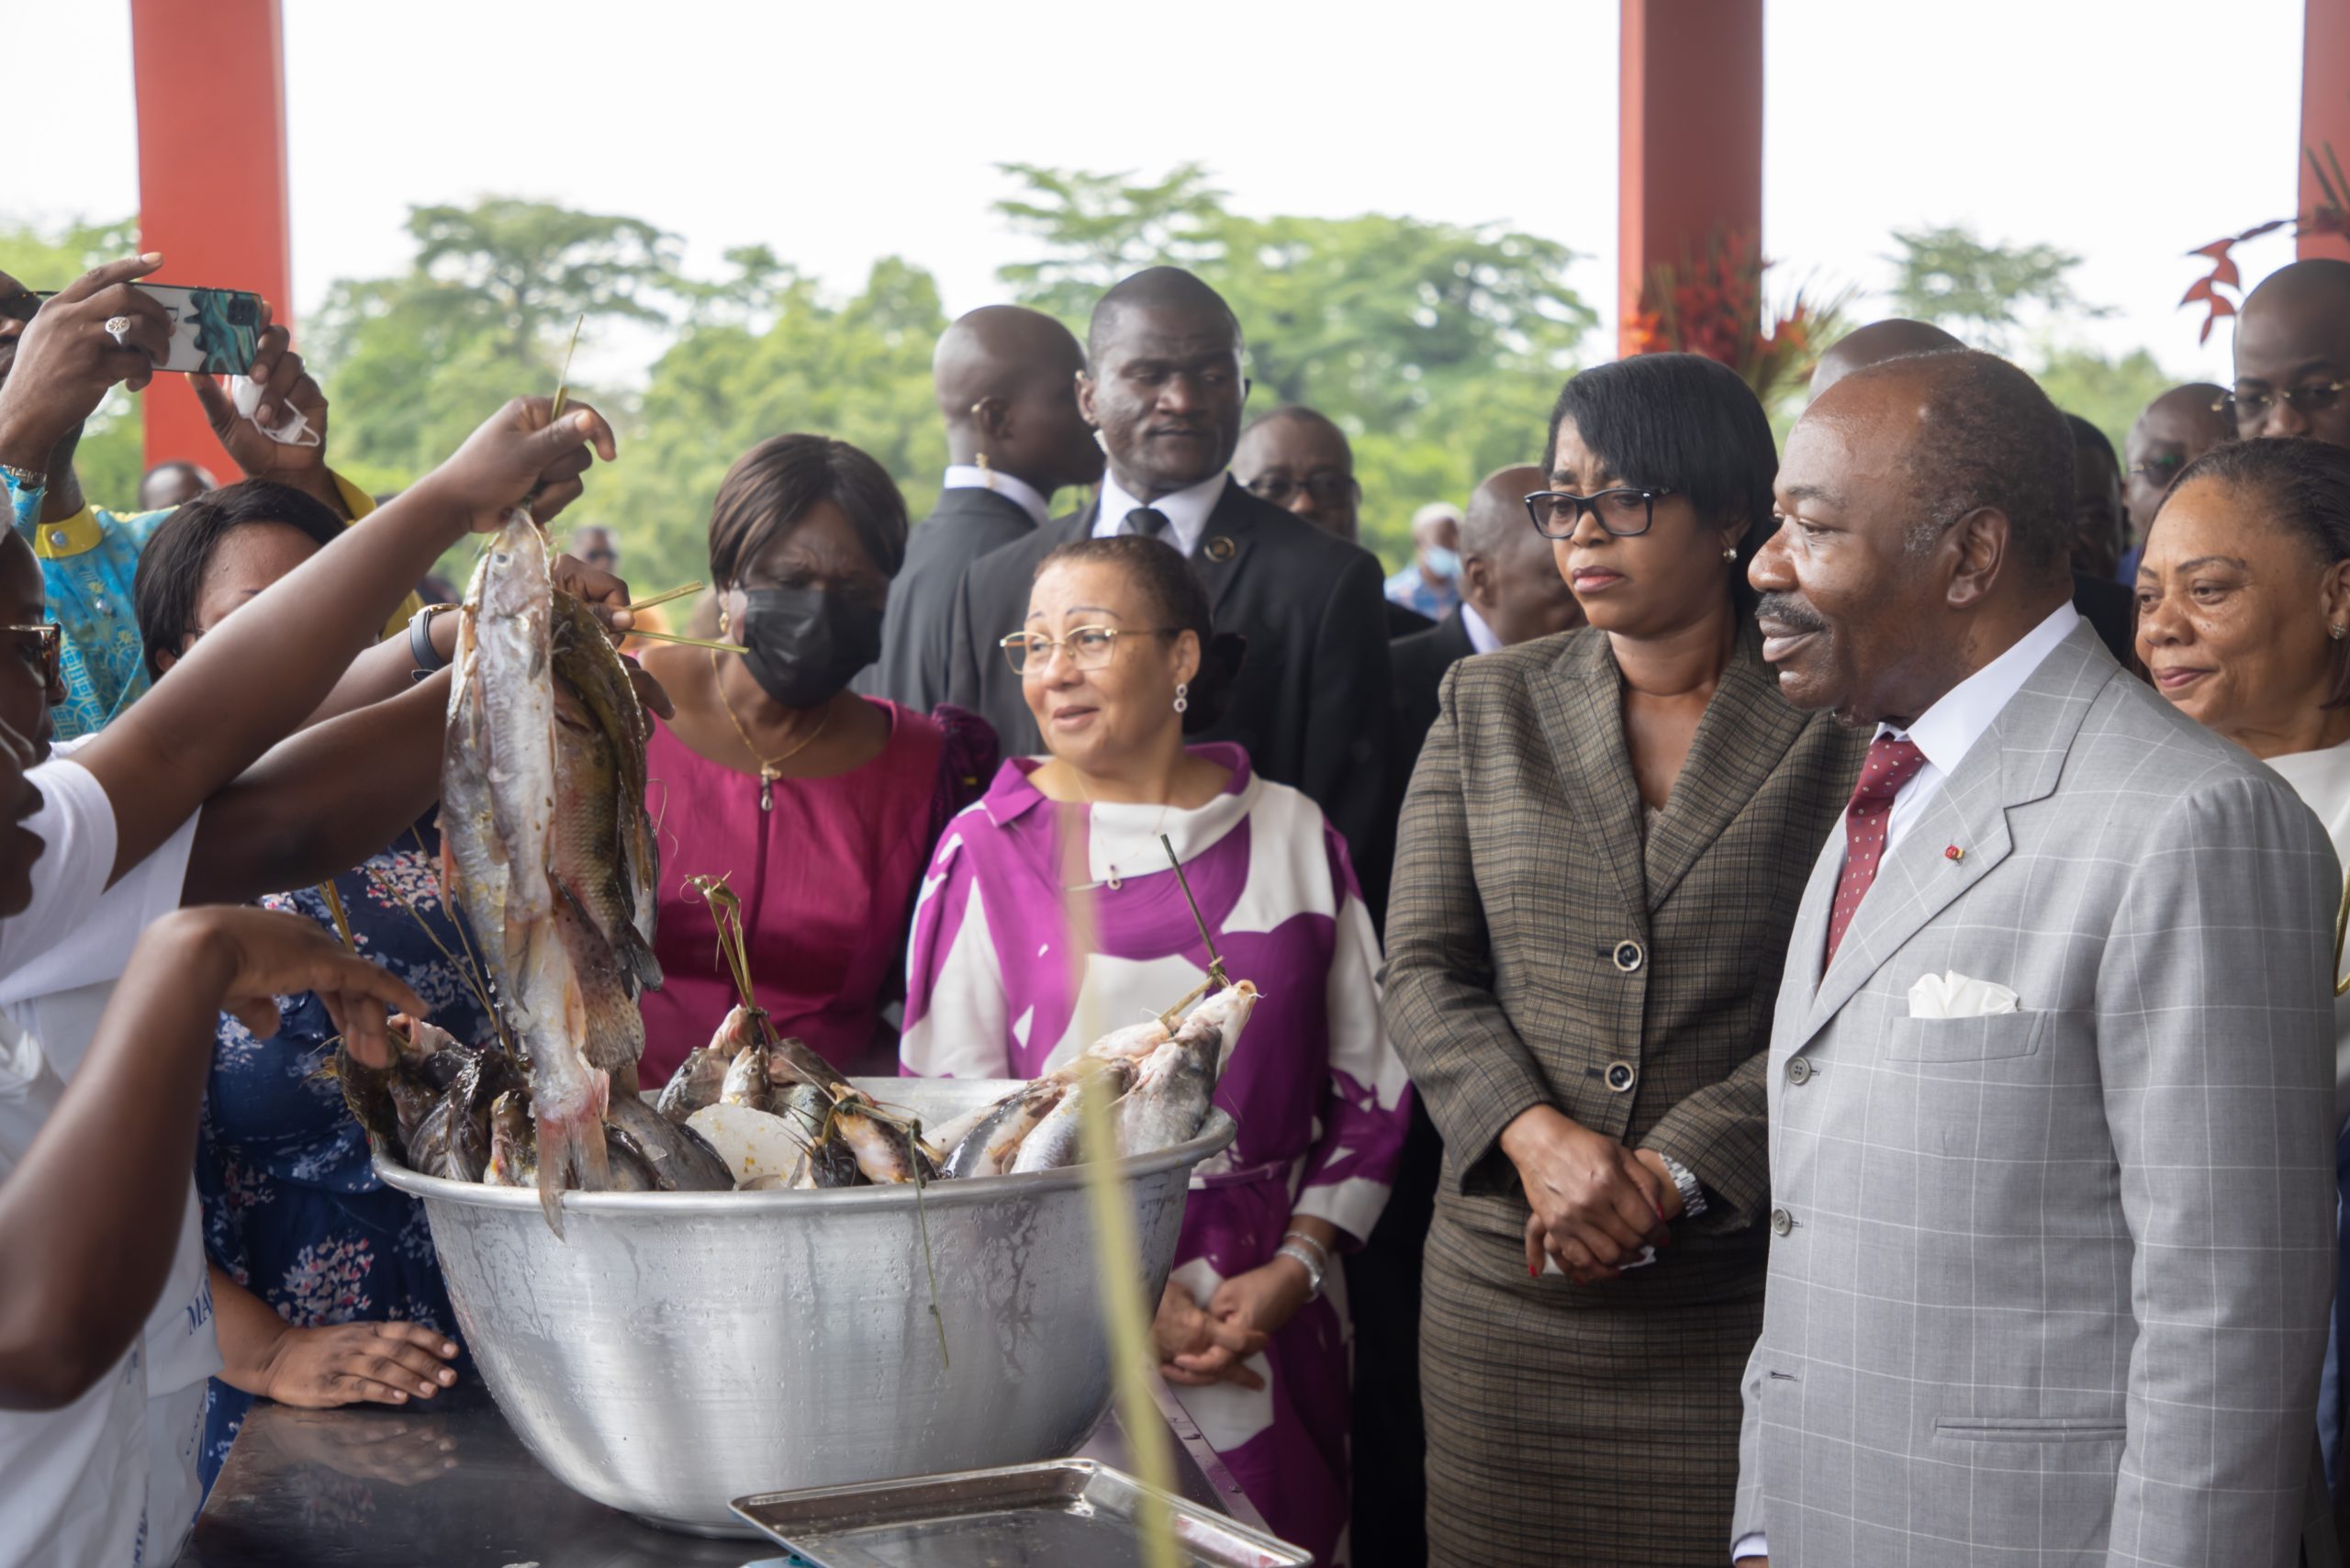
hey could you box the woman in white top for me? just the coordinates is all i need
[2134,432,2350,1521]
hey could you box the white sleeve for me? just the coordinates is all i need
[898,821,1013,1081]
[0,766,196,1008]
[1732,1532,1767,1562]
[0,759,120,989]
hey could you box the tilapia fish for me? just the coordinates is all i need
[1010,1057,1137,1174]
[442,510,609,1230]
[656,1006,756,1123]
[1119,981,1257,1158]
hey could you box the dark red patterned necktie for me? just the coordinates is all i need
[1823,735,1929,969]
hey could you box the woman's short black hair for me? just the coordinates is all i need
[1543,353,1779,614]
[132,478,344,681]
[707,434,909,588]
[2170,435,2350,707]
[1033,535,1240,735]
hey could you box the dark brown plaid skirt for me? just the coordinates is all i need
[1420,1211,1763,1568]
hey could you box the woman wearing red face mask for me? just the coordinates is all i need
[634,435,996,1081]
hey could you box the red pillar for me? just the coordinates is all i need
[2303,0,2350,261]
[129,0,293,476]
[1618,0,1765,358]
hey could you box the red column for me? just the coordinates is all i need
[129,0,293,476]
[1618,0,1765,358]
[2303,0,2350,261]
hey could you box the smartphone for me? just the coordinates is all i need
[135,285,264,375]
[31,284,264,375]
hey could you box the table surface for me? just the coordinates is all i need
[174,1382,1261,1567]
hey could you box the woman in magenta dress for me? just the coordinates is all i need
[901,536,1410,1566]
[637,434,992,1081]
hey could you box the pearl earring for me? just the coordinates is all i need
[1173,681,1190,715]
[1722,546,1739,562]
[2332,624,2346,642]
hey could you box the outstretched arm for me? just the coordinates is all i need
[0,908,422,1411]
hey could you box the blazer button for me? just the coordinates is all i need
[1770,1207,1794,1237]
[1604,1060,1636,1093]
[1612,939,1645,973]
[1785,1058,1812,1085]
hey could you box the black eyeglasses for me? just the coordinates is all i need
[1523,487,1675,540]
[1243,474,1359,508]
[2226,378,2350,427]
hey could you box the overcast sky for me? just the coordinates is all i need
[11,0,2312,387]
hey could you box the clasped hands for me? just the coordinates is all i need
[1152,1249,1324,1391]
[1503,1104,1682,1284]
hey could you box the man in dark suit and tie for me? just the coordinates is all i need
[867,305,1102,710]
[1348,458,1583,1568]
[945,266,1393,870]
[1232,404,1434,640]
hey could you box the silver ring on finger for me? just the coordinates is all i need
[104,316,132,349]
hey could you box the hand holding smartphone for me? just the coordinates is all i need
[31,283,266,375]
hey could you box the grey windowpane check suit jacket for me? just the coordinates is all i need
[1736,621,2344,1568]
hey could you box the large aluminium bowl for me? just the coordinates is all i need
[375,1076,1237,1537]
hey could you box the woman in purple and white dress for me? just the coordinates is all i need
[902,534,1409,1566]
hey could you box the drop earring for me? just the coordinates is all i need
[1173,682,1190,716]
[974,451,996,489]
[718,607,730,635]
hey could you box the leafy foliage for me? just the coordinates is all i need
[1886,225,2105,355]
[0,218,145,508]
[990,164,1595,566]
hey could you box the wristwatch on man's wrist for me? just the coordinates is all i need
[1657,1153,1707,1220]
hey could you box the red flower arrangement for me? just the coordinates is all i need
[2179,140,2348,344]
[1628,226,1851,402]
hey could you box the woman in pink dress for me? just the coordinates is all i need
[636,434,992,1081]
[901,535,1410,1565]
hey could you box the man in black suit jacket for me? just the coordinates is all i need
[945,267,1393,870]
[1349,459,1583,1568]
[867,306,1102,710]
[1232,403,1434,639]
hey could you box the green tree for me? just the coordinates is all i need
[992,165,1594,567]
[1885,224,2105,355]
[0,218,145,508]
[992,162,1225,325]
[1879,223,2172,466]
[595,256,949,592]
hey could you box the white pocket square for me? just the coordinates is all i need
[1908,969,2020,1019]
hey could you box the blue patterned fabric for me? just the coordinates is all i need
[196,821,493,1492]
[4,469,171,741]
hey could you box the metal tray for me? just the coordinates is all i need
[730,1458,1310,1568]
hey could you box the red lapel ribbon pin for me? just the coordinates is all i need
[1943,845,1964,863]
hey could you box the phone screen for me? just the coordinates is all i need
[14,286,263,376]
[134,286,263,376]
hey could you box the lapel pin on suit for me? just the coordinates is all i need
[1203,535,1237,563]
[1944,845,1964,863]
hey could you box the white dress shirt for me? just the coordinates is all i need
[1089,467,1230,558]
[1735,598,2082,1567]
[1460,601,1502,655]
[942,464,1052,531]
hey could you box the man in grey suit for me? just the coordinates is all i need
[1732,348,2342,1566]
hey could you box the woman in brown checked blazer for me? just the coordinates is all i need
[1384,353,1863,1568]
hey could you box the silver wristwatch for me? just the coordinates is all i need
[1658,1154,1707,1220]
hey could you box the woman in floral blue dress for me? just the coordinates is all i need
[194,825,492,1490]
[129,483,502,1491]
